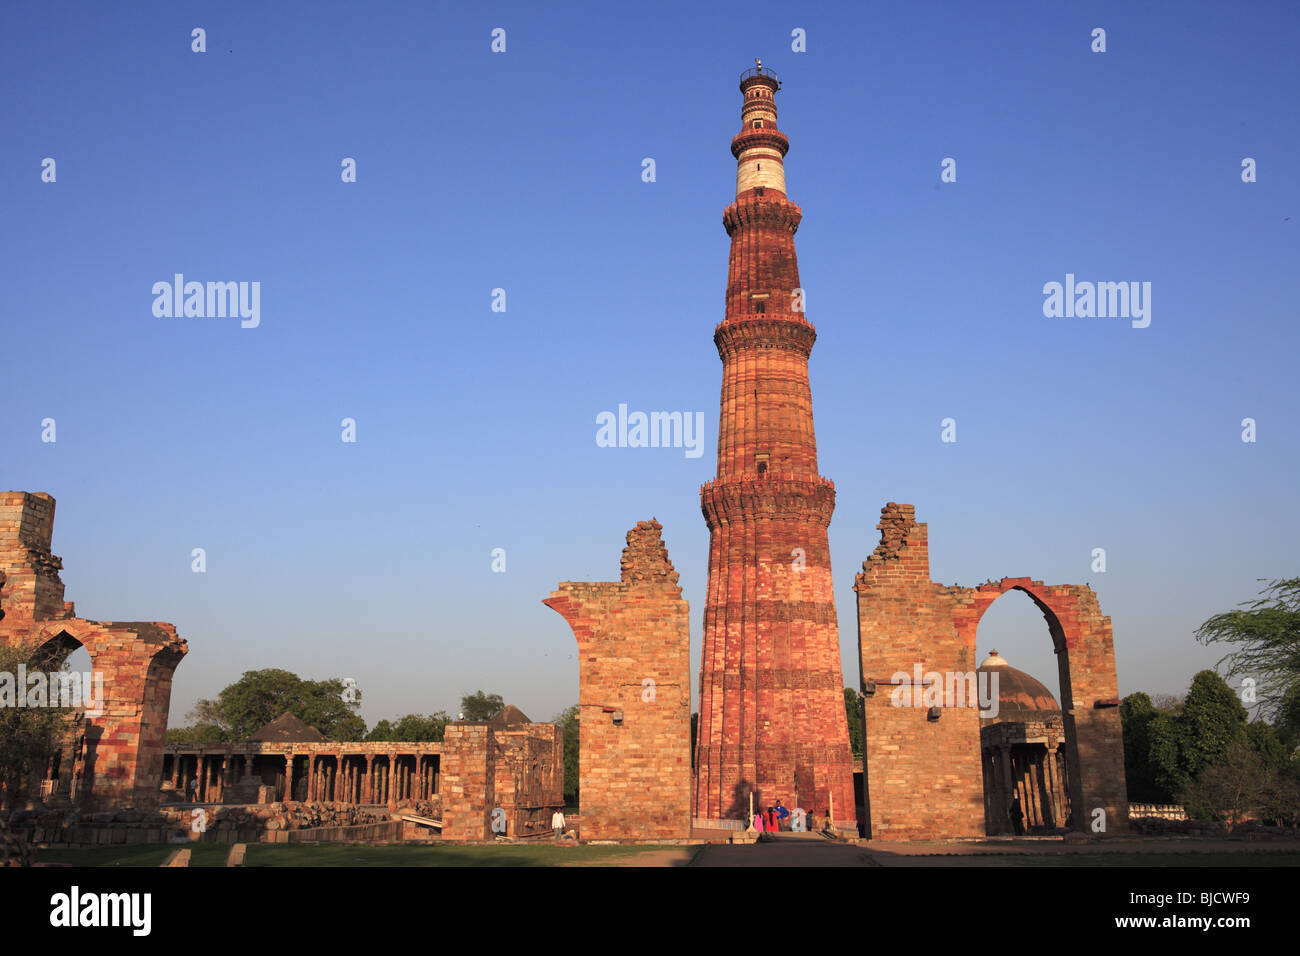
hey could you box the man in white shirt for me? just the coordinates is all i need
[552,809,566,840]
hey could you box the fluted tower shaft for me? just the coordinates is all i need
[694,65,855,828]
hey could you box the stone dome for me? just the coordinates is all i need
[977,651,1060,717]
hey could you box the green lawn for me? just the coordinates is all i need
[36,842,697,868]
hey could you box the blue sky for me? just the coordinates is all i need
[3,1,1297,727]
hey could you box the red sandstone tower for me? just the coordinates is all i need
[694,64,855,828]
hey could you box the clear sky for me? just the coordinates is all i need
[3,1,1297,728]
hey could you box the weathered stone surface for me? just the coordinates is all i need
[440,719,563,842]
[854,502,1129,840]
[545,520,692,841]
[0,492,187,809]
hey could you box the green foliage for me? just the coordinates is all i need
[460,690,504,721]
[553,704,579,804]
[1180,739,1268,827]
[0,641,79,808]
[165,723,228,744]
[1196,577,1300,720]
[1179,734,1300,828]
[1120,692,1171,803]
[186,668,366,741]
[1246,720,1289,773]
[1275,685,1300,752]
[365,712,450,742]
[843,687,864,758]
[1150,670,1248,797]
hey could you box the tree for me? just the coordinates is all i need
[181,669,365,741]
[460,690,504,721]
[553,704,579,807]
[0,641,79,810]
[1149,693,1184,712]
[165,723,227,744]
[1259,765,1300,827]
[1273,684,1300,752]
[1149,670,1248,797]
[1196,577,1300,720]
[1179,739,1268,828]
[366,712,450,742]
[843,688,864,758]
[1120,692,1172,803]
[1246,720,1289,773]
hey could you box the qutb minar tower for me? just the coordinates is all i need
[695,63,855,827]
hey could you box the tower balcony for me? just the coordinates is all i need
[700,473,836,530]
[739,65,780,87]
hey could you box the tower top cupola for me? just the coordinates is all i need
[732,59,789,198]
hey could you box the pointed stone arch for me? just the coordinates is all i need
[854,504,1127,839]
[0,492,187,809]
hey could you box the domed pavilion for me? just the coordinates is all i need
[978,651,1071,834]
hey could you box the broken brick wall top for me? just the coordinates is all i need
[861,502,927,575]
[619,519,681,592]
[0,491,57,552]
[0,491,66,622]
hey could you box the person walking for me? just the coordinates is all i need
[552,808,566,840]
[1010,796,1025,836]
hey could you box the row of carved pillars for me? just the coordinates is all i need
[166,753,440,806]
[983,743,1070,833]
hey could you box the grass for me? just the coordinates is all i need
[35,841,698,868]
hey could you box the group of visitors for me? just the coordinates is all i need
[752,800,790,832]
[750,800,835,835]
[748,796,837,832]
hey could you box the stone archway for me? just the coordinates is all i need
[0,492,187,809]
[960,579,1127,834]
[854,503,1127,839]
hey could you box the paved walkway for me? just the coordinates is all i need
[685,833,1300,867]
[692,833,876,867]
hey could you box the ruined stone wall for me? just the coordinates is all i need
[0,492,187,809]
[440,725,494,841]
[544,520,692,841]
[440,722,563,841]
[854,504,985,839]
[855,502,1128,839]
[492,724,564,839]
[0,492,64,620]
[6,802,421,849]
